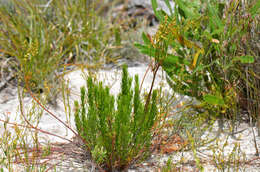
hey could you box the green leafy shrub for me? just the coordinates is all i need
[136,0,260,131]
[74,65,158,171]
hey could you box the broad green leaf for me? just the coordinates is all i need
[151,0,166,22]
[142,32,152,46]
[178,6,186,19]
[157,9,167,22]
[163,54,180,65]
[134,43,150,54]
[175,0,200,19]
[238,55,255,63]
[203,94,224,105]
[151,0,158,13]
[176,0,189,18]
[134,43,147,50]
[134,43,158,57]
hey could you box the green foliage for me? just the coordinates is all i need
[211,138,246,171]
[158,157,177,172]
[0,0,117,97]
[74,65,158,171]
[203,94,224,106]
[136,0,260,124]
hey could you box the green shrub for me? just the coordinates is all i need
[136,0,260,131]
[74,65,158,171]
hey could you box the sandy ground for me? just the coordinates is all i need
[0,64,260,171]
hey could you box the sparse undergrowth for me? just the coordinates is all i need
[0,0,144,103]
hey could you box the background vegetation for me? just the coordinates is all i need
[0,0,143,104]
[136,0,260,136]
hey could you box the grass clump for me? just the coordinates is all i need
[0,0,74,92]
[74,65,158,171]
[0,0,121,102]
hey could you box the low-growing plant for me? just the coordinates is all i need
[0,0,121,103]
[0,82,75,171]
[74,65,158,171]
[0,0,75,93]
[157,158,177,172]
[210,137,246,171]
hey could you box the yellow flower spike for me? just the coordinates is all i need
[44,81,51,94]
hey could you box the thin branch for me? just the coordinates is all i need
[24,77,79,137]
[140,62,152,92]
[252,127,259,156]
[23,75,89,146]
[0,119,72,143]
[144,62,161,112]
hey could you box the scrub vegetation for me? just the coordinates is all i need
[0,0,259,171]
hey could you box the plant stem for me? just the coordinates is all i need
[144,62,161,112]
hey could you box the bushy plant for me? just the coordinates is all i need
[0,0,72,92]
[0,0,118,101]
[136,0,259,131]
[74,65,158,171]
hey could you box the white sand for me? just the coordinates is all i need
[0,65,259,171]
